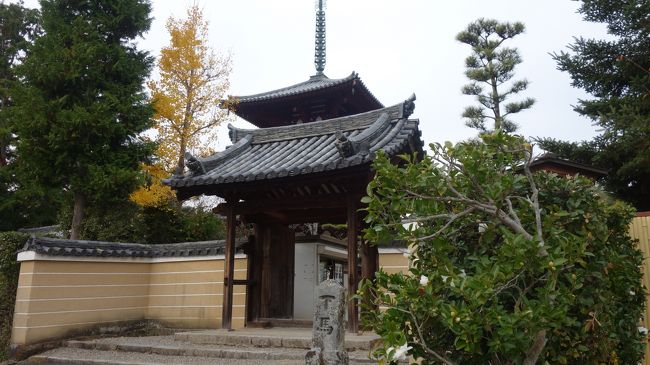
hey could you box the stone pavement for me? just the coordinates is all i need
[22,328,382,365]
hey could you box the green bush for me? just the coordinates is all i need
[59,201,225,244]
[0,231,28,361]
[361,132,644,364]
[179,206,225,242]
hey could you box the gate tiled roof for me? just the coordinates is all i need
[165,95,421,189]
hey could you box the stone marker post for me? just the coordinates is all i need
[305,279,348,365]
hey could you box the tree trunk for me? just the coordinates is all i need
[490,72,502,130]
[176,68,194,175]
[523,330,547,365]
[175,139,186,175]
[70,191,86,240]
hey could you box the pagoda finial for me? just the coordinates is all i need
[314,0,326,74]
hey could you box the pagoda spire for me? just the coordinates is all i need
[314,0,326,74]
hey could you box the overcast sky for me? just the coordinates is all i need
[18,0,611,151]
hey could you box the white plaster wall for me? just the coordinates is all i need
[293,242,317,320]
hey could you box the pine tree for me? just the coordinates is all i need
[538,0,650,211]
[12,0,155,238]
[457,19,535,133]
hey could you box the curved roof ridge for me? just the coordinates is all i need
[229,71,357,103]
[228,101,404,144]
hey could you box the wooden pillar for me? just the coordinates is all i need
[361,242,378,282]
[221,202,237,330]
[259,222,271,319]
[246,231,261,324]
[347,196,359,333]
[360,239,378,327]
[360,209,378,282]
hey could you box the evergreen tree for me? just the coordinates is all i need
[457,19,535,133]
[11,0,155,238]
[0,0,40,167]
[0,1,55,231]
[538,0,650,211]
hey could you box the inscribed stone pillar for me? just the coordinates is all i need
[305,279,348,365]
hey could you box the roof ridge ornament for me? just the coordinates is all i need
[334,131,354,158]
[335,113,392,158]
[314,0,326,74]
[185,152,206,177]
[399,93,417,119]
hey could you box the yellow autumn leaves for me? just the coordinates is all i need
[129,163,175,207]
[130,5,233,207]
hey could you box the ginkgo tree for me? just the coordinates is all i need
[131,4,232,206]
[149,4,232,174]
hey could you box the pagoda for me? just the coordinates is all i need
[164,0,423,332]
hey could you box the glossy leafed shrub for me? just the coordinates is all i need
[361,132,644,364]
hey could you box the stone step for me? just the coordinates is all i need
[26,347,305,365]
[56,336,376,363]
[174,328,381,351]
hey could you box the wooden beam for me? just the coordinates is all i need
[178,165,371,200]
[221,201,237,330]
[347,195,359,333]
[243,208,347,225]
[214,194,349,216]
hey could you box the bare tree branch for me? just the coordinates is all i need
[391,306,458,365]
[523,146,546,254]
[416,207,476,241]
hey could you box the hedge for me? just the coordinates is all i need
[0,231,28,361]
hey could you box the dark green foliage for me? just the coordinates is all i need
[546,0,650,211]
[179,207,225,242]
[10,0,155,236]
[457,19,535,133]
[0,231,28,361]
[361,133,644,364]
[59,202,225,244]
[0,0,40,166]
[0,2,57,231]
[535,137,600,166]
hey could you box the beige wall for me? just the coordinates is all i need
[631,214,650,365]
[147,259,247,329]
[12,254,247,346]
[378,248,410,274]
[13,247,409,346]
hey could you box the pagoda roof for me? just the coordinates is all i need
[165,94,421,195]
[228,72,384,128]
[234,72,380,105]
